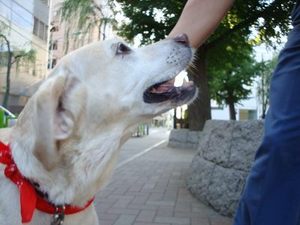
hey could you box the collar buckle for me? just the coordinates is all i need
[51,205,65,225]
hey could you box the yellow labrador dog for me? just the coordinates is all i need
[0,34,197,225]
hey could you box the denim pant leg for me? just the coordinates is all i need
[234,3,300,225]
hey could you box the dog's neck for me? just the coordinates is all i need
[10,125,131,206]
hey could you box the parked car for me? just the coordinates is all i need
[0,105,17,128]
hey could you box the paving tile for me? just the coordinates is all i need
[129,184,144,192]
[131,195,150,204]
[154,216,190,225]
[113,215,137,225]
[173,211,207,220]
[98,213,120,220]
[113,187,131,195]
[163,193,179,201]
[209,217,232,225]
[100,219,119,225]
[155,206,174,217]
[107,207,140,216]
[174,203,192,213]
[136,210,157,222]
[190,217,210,225]
[134,223,170,225]
[127,203,158,210]
[142,183,157,190]
[148,193,165,201]
[95,198,119,213]
[147,200,176,207]
[127,191,151,197]
[112,196,135,208]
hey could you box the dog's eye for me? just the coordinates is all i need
[116,42,131,55]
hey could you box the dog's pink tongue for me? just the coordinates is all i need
[151,79,175,93]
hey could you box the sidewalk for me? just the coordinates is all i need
[94,129,233,225]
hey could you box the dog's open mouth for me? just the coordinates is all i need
[143,76,196,104]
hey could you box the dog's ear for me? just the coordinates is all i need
[53,76,78,140]
[31,70,86,170]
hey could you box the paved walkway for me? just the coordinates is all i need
[95,128,233,225]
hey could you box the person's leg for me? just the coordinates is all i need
[234,2,300,225]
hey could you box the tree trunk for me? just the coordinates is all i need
[261,72,269,119]
[173,108,177,129]
[3,51,12,108]
[228,98,236,120]
[1,35,12,108]
[187,46,211,130]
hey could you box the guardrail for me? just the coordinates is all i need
[0,105,17,128]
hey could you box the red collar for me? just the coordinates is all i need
[0,141,94,223]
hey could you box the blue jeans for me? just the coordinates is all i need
[234,2,300,225]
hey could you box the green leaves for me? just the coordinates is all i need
[116,0,187,45]
[208,31,255,106]
[256,55,278,118]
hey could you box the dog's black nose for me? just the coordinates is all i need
[174,34,189,46]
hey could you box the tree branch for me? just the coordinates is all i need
[93,1,105,18]
[0,34,10,47]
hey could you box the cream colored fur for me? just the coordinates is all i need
[0,37,195,225]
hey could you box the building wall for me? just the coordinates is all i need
[0,0,50,112]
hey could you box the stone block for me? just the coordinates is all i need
[168,129,200,149]
[187,120,264,217]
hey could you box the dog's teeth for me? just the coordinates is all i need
[166,79,175,85]
[150,81,174,94]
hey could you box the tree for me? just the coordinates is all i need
[116,0,295,130]
[209,44,257,120]
[256,56,278,118]
[0,22,36,108]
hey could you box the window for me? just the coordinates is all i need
[33,17,48,41]
[33,17,39,36]
[50,40,58,50]
[48,58,57,69]
[38,20,44,39]
[52,59,57,68]
[44,25,48,40]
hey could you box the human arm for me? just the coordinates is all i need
[169,0,234,48]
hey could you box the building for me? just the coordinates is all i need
[48,0,114,69]
[0,0,50,113]
[211,98,259,121]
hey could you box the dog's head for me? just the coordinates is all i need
[61,34,197,124]
[11,35,197,205]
